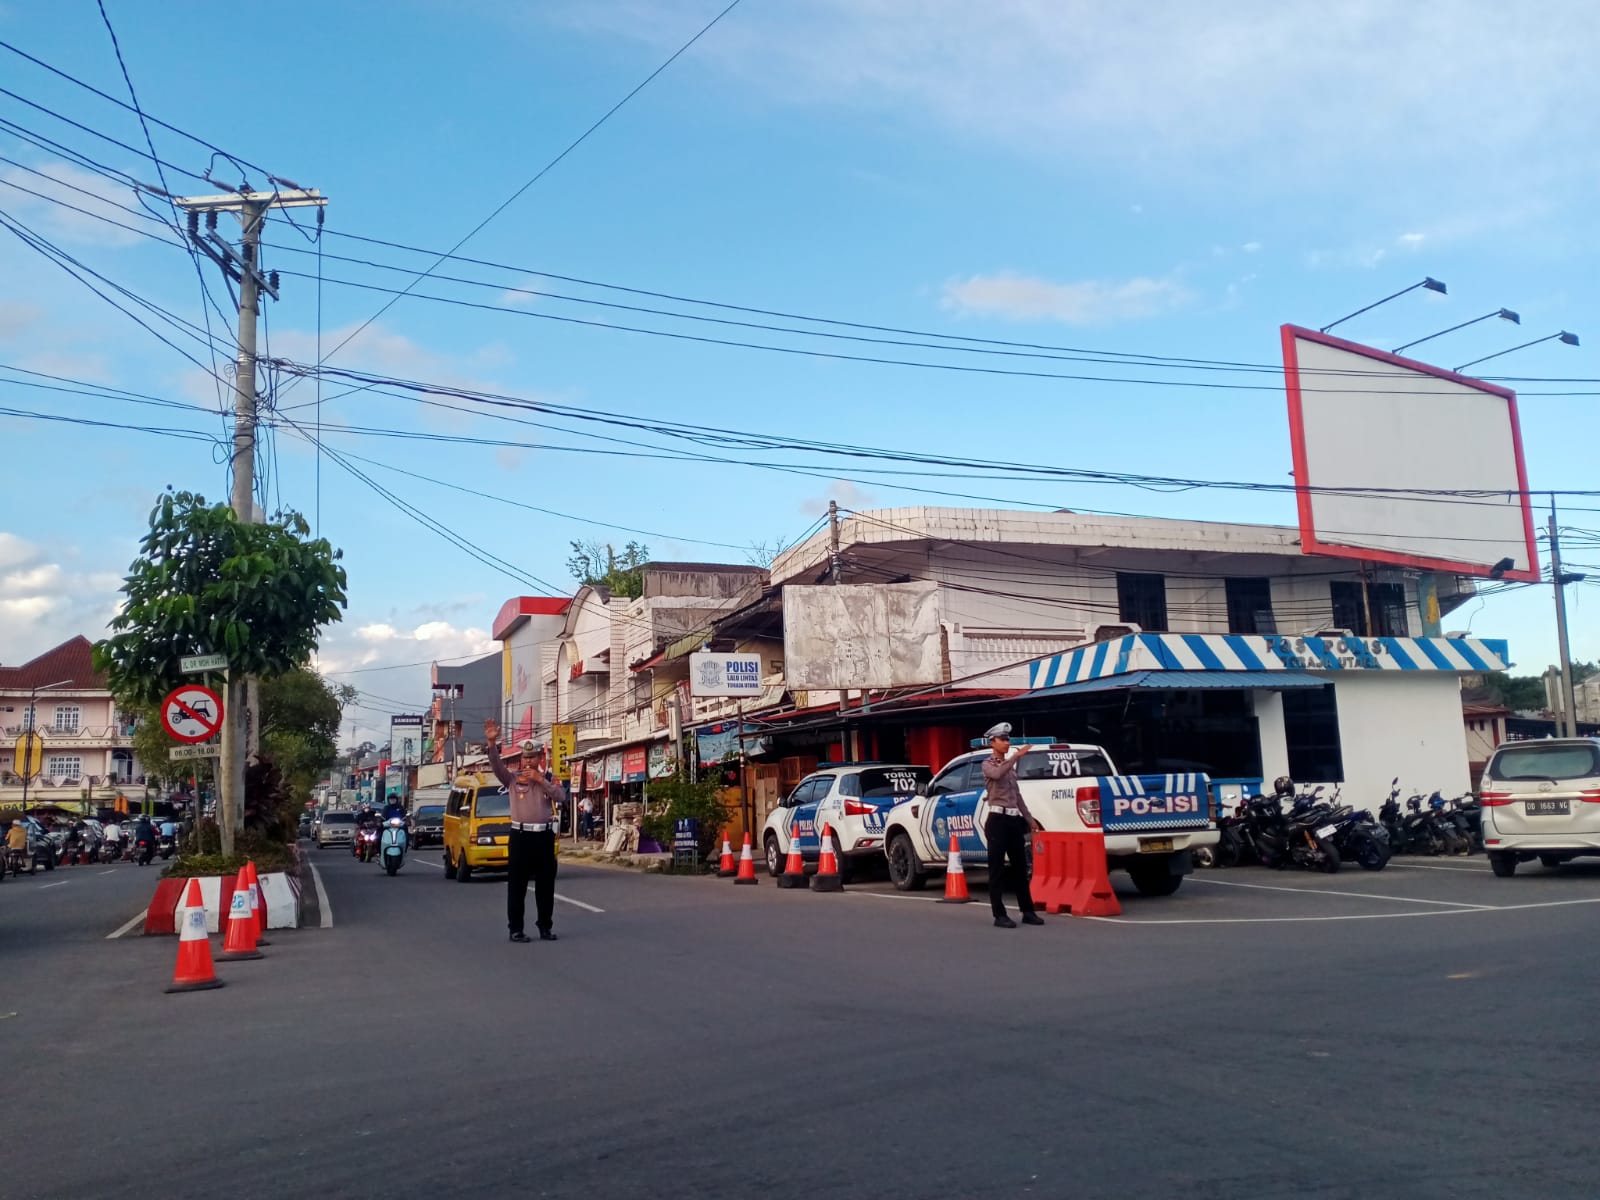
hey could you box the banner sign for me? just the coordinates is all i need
[604,753,622,783]
[390,714,425,766]
[622,747,649,783]
[551,723,576,781]
[647,742,674,780]
[689,652,763,698]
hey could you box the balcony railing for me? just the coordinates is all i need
[2,724,134,743]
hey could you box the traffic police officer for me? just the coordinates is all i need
[980,722,1044,929]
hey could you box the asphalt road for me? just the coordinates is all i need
[5,846,1600,1199]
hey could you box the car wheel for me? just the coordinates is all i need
[1489,851,1517,878]
[1539,854,1564,870]
[764,834,784,879]
[443,848,457,879]
[456,854,472,883]
[1128,863,1183,896]
[887,833,926,892]
[831,835,852,884]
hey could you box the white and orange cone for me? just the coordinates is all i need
[219,870,265,961]
[939,834,970,903]
[167,878,225,992]
[245,861,271,946]
[734,832,760,885]
[717,830,737,878]
[776,830,808,889]
[810,823,843,893]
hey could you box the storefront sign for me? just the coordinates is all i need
[673,818,698,852]
[647,742,674,780]
[551,723,576,781]
[622,747,648,783]
[604,753,622,783]
[689,652,764,697]
[694,722,771,765]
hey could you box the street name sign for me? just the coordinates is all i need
[180,653,229,674]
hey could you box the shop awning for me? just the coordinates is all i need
[1030,669,1329,699]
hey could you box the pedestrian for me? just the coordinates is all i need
[980,722,1045,929]
[578,794,595,839]
[484,720,565,944]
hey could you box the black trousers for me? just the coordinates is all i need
[985,813,1036,919]
[508,828,558,935]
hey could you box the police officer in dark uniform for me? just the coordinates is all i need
[980,722,1044,929]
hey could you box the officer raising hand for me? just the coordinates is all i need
[980,722,1044,929]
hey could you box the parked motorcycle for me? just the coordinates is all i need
[378,817,408,876]
[1240,783,1340,873]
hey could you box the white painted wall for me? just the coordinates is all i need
[1253,690,1290,785]
[1330,673,1470,805]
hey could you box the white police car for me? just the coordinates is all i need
[881,740,1217,897]
[762,762,932,882]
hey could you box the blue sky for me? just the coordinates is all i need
[0,0,1596,744]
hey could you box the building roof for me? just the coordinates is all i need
[492,596,571,641]
[0,636,106,692]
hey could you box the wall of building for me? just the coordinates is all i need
[1329,673,1471,804]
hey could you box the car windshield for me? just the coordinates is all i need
[473,791,511,819]
[415,805,444,819]
[1016,748,1115,780]
[322,812,356,825]
[856,767,932,798]
[1489,744,1600,782]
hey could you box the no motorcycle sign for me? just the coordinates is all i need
[160,684,224,744]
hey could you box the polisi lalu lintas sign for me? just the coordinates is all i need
[688,652,762,698]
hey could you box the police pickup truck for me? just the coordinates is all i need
[881,740,1216,897]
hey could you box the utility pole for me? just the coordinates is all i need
[1549,499,1584,737]
[175,188,327,855]
[828,499,842,586]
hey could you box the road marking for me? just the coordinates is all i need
[98,869,117,876]
[852,890,940,903]
[1187,876,1493,909]
[106,909,148,939]
[553,893,605,913]
[38,880,68,890]
[309,861,333,928]
[1093,895,1600,925]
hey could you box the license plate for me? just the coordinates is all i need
[1139,839,1174,853]
[1526,799,1570,816]
[1316,824,1337,838]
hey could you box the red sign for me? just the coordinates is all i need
[159,684,224,744]
[622,747,649,782]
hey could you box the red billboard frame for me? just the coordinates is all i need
[1281,323,1540,583]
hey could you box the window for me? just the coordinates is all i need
[53,705,80,733]
[1282,688,1343,783]
[1117,572,1168,632]
[1329,580,1409,638]
[930,760,984,795]
[786,778,822,807]
[45,755,82,777]
[1489,744,1600,782]
[21,705,35,731]
[1225,577,1275,635]
[854,767,932,798]
[472,789,511,819]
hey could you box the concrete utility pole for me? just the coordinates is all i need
[1548,501,1583,737]
[174,188,327,855]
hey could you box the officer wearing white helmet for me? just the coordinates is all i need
[980,722,1044,929]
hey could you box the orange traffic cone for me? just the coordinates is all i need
[167,878,224,993]
[775,830,808,889]
[717,830,737,877]
[219,869,265,961]
[810,823,843,892]
[939,834,970,903]
[245,861,271,946]
[734,832,759,885]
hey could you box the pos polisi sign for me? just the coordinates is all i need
[688,652,763,698]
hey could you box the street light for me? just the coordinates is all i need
[1393,308,1520,355]
[1320,277,1447,334]
[19,678,73,818]
[1456,331,1580,373]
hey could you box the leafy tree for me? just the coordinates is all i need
[260,669,356,800]
[93,490,347,855]
[1479,672,1549,712]
[566,539,649,598]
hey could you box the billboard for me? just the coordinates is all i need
[390,714,425,767]
[1281,325,1539,581]
[551,723,576,782]
[782,581,942,690]
[689,652,764,698]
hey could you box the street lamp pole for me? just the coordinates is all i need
[1549,499,1585,737]
[1320,277,1447,334]
[20,679,73,817]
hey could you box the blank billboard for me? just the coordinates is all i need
[1281,324,1539,582]
[783,581,942,690]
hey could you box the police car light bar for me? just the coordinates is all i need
[967,736,1056,749]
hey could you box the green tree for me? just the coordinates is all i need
[260,669,356,800]
[1480,672,1549,712]
[93,490,348,855]
[566,539,649,598]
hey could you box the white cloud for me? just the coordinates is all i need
[0,531,125,664]
[357,623,399,642]
[1241,242,1262,254]
[941,272,1188,325]
[0,161,152,247]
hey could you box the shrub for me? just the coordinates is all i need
[640,773,733,862]
[164,827,296,878]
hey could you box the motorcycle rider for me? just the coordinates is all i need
[102,817,124,860]
[355,806,380,859]
[133,813,157,866]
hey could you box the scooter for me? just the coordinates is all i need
[379,817,408,876]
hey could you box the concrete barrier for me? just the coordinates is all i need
[145,868,303,934]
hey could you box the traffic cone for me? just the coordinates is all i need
[245,861,271,946]
[734,832,759,885]
[219,870,265,961]
[775,831,808,890]
[166,879,224,993]
[717,830,737,878]
[939,834,970,904]
[810,824,843,892]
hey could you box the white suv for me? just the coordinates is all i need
[1481,738,1600,876]
[761,763,932,882]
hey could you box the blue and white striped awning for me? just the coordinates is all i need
[1030,669,1328,698]
[1027,633,1510,690]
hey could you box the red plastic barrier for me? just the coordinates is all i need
[1031,831,1121,918]
[143,878,187,935]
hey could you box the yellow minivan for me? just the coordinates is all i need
[441,771,560,881]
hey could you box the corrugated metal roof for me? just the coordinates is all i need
[1031,669,1328,698]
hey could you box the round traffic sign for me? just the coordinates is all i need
[160,684,224,744]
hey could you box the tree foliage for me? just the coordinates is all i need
[566,539,649,599]
[260,669,356,799]
[1479,672,1550,712]
[93,491,348,703]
